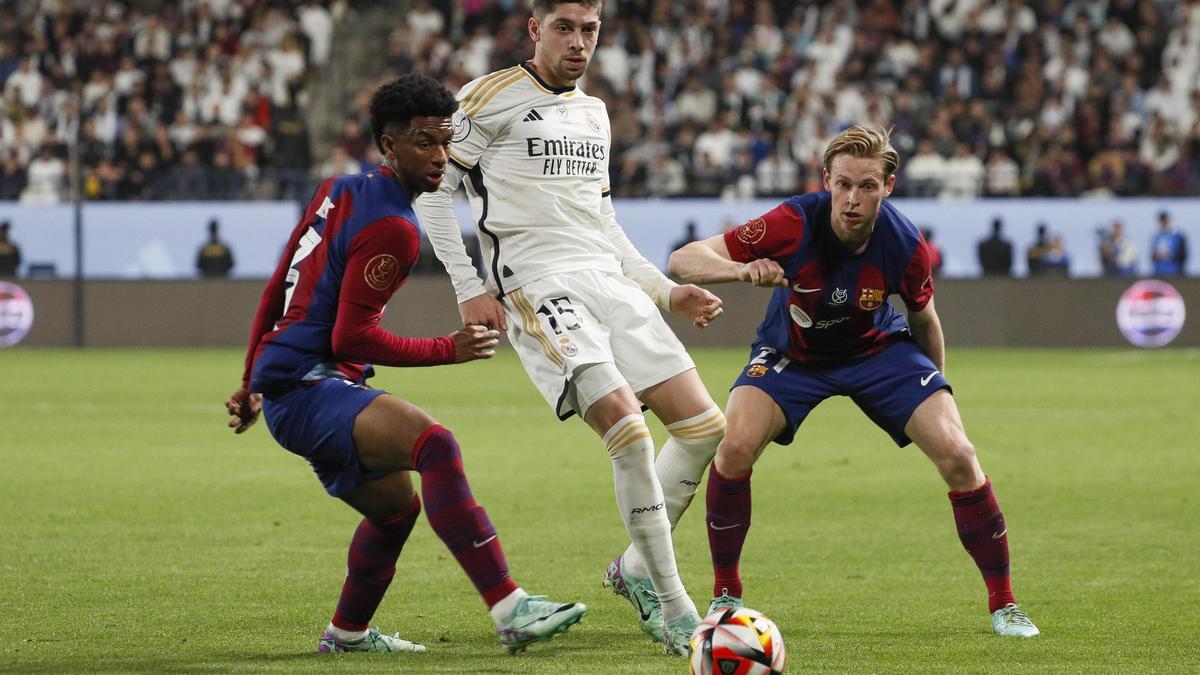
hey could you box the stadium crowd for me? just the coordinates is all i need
[2,0,1199,202]
[0,0,338,203]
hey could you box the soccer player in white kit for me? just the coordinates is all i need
[415,0,722,655]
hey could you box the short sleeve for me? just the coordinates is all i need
[723,201,806,263]
[900,240,935,311]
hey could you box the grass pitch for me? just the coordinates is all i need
[1,346,1197,673]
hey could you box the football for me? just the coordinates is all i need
[689,606,786,675]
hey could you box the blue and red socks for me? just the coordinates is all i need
[949,476,1016,612]
[413,425,519,609]
[331,495,421,632]
[706,465,752,599]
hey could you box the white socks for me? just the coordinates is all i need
[488,587,529,626]
[326,622,368,643]
[605,414,696,622]
[622,407,725,580]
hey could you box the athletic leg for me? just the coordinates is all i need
[621,369,725,573]
[906,390,1037,636]
[706,385,785,611]
[585,386,700,653]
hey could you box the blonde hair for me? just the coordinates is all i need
[822,126,900,178]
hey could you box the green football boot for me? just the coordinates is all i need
[603,555,664,643]
[662,611,701,656]
[991,603,1040,637]
[317,626,426,653]
[706,587,744,617]
[496,595,587,653]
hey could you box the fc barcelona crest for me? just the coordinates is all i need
[746,364,768,378]
[858,287,885,310]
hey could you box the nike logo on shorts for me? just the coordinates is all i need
[992,529,1007,540]
[920,371,939,386]
[473,534,498,548]
[709,522,742,531]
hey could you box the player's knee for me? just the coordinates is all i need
[715,436,757,477]
[411,424,461,473]
[936,440,978,480]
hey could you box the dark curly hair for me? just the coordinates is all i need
[369,73,458,153]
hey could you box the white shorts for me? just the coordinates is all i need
[503,269,696,420]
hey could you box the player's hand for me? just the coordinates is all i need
[738,259,787,287]
[459,293,508,331]
[225,387,262,434]
[669,284,724,329]
[450,325,501,363]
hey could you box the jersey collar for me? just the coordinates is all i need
[521,61,576,95]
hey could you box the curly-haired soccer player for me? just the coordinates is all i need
[225,73,585,655]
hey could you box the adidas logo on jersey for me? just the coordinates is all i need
[522,108,544,122]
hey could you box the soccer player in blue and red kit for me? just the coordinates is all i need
[669,126,1039,637]
[224,74,585,654]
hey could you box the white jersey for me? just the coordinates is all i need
[415,63,673,307]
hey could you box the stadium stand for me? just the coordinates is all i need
[2,0,1198,202]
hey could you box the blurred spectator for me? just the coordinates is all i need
[270,95,314,204]
[196,218,234,279]
[0,151,27,200]
[978,217,1014,277]
[21,144,65,204]
[1040,235,1071,278]
[1026,223,1051,277]
[984,149,1021,197]
[904,139,946,197]
[1100,220,1138,277]
[1028,223,1071,278]
[941,142,985,199]
[755,146,800,197]
[0,220,21,277]
[669,220,699,268]
[208,150,246,200]
[647,154,687,198]
[319,146,362,178]
[921,227,943,277]
[1150,211,1188,277]
[298,1,334,67]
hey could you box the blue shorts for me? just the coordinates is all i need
[261,378,388,499]
[733,338,951,447]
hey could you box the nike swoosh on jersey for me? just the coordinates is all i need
[920,371,939,386]
[792,285,822,293]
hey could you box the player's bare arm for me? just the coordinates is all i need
[669,235,787,287]
[450,324,502,362]
[459,292,508,330]
[225,387,262,434]
[907,299,946,373]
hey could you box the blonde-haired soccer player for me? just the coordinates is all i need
[670,125,1039,638]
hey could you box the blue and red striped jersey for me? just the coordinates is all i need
[724,191,934,364]
[243,167,454,394]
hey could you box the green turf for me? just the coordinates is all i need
[1,347,1197,673]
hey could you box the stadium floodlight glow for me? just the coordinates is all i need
[0,282,34,347]
[1115,280,1186,348]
